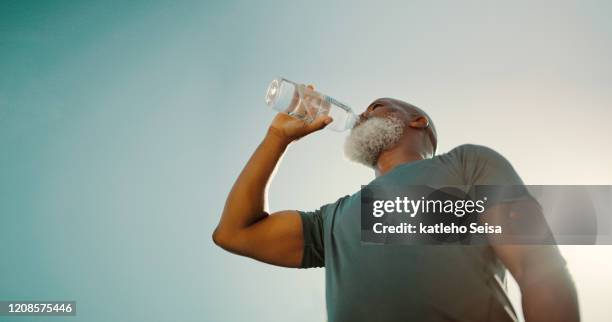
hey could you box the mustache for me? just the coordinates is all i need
[353,115,390,130]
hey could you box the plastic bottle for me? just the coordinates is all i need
[264,78,357,132]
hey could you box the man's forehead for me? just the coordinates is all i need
[369,97,416,112]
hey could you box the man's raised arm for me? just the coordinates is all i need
[212,100,332,267]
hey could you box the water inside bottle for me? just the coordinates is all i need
[265,78,357,131]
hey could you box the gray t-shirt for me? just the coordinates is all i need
[299,144,526,322]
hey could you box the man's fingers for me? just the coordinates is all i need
[307,115,333,132]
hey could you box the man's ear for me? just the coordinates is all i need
[408,116,429,129]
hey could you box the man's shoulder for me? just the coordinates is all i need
[448,143,498,155]
[310,194,353,216]
[444,144,522,184]
[445,144,506,163]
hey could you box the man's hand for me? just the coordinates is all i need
[267,85,333,145]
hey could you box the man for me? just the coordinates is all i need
[213,89,579,322]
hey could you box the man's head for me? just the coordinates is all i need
[344,98,437,168]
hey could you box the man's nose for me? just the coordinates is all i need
[357,112,368,124]
[359,107,372,118]
[361,105,376,118]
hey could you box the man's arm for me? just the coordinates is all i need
[487,202,580,322]
[459,145,579,321]
[212,100,332,267]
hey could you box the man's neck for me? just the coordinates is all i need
[374,148,428,177]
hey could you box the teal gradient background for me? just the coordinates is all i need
[1,1,611,321]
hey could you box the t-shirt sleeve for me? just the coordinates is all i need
[298,205,327,268]
[453,144,534,205]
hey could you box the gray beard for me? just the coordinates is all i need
[344,116,405,168]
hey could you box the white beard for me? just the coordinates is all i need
[344,116,405,168]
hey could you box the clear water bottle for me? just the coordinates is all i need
[264,78,358,132]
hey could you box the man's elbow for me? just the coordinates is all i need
[212,227,244,254]
[212,227,229,248]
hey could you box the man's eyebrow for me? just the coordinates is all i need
[367,100,385,110]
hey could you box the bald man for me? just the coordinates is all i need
[213,94,579,322]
